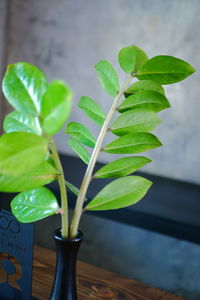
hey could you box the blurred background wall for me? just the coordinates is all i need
[0,0,199,184]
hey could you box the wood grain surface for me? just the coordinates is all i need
[31,246,187,300]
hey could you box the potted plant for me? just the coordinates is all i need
[0,45,195,299]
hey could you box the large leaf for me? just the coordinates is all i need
[3,111,42,135]
[2,62,48,116]
[103,132,162,154]
[86,176,152,210]
[11,187,59,223]
[65,180,88,201]
[41,80,73,135]
[119,90,170,113]
[125,80,165,97]
[137,55,195,84]
[65,122,96,148]
[94,156,151,178]
[0,162,57,192]
[118,45,148,73]
[0,132,49,176]
[95,60,120,96]
[68,137,90,165]
[111,109,161,136]
[78,96,105,126]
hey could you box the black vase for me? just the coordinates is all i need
[50,229,84,300]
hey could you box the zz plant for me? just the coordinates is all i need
[0,46,195,239]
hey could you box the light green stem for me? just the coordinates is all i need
[69,74,134,238]
[50,139,69,238]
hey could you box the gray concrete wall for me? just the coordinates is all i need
[1,0,200,184]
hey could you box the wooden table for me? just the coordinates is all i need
[32,246,186,300]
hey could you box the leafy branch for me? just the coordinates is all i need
[0,45,195,239]
[67,46,195,238]
[70,73,134,237]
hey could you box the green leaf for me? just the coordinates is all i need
[0,162,58,192]
[0,132,49,176]
[78,96,105,127]
[65,180,88,201]
[111,109,161,136]
[94,156,151,178]
[103,132,162,154]
[137,55,195,84]
[65,122,96,148]
[68,137,90,165]
[118,45,148,73]
[119,90,170,113]
[95,60,120,96]
[86,176,152,210]
[118,46,136,74]
[41,80,73,135]
[2,62,48,116]
[3,111,42,135]
[125,80,165,97]
[11,187,59,223]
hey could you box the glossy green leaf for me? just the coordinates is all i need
[68,137,90,165]
[2,62,48,116]
[0,132,49,176]
[118,46,136,74]
[41,80,73,135]
[78,96,105,127]
[11,187,59,223]
[137,55,195,84]
[95,60,120,96]
[65,180,88,201]
[94,156,151,178]
[103,132,162,154]
[118,45,148,73]
[125,80,165,97]
[86,176,152,210]
[119,90,170,113]
[65,122,96,148]
[111,109,161,136]
[3,111,42,135]
[0,162,58,192]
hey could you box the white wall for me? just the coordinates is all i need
[1,0,200,183]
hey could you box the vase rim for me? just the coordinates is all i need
[54,228,84,243]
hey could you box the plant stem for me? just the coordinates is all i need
[69,74,134,238]
[50,139,69,238]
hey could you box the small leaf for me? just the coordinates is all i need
[125,80,165,97]
[68,137,90,165]
[111,109,161,136]
[65,122,96,148]
[41,80,73,135]
[118,45,148,73]
[2,62,48,116]
[118,46,136,74]
[86,176,152,210]
[3,111,42,135]
[119,90,170,113]
[103,132,162,154]
[94,156,151,178]
[95,60,120,96]
[137,55,195,84]
[65,180,88,201]
[11,187,59,223]
[78,96,105,126]
[0,132,49,176]
[0,162,58,192]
